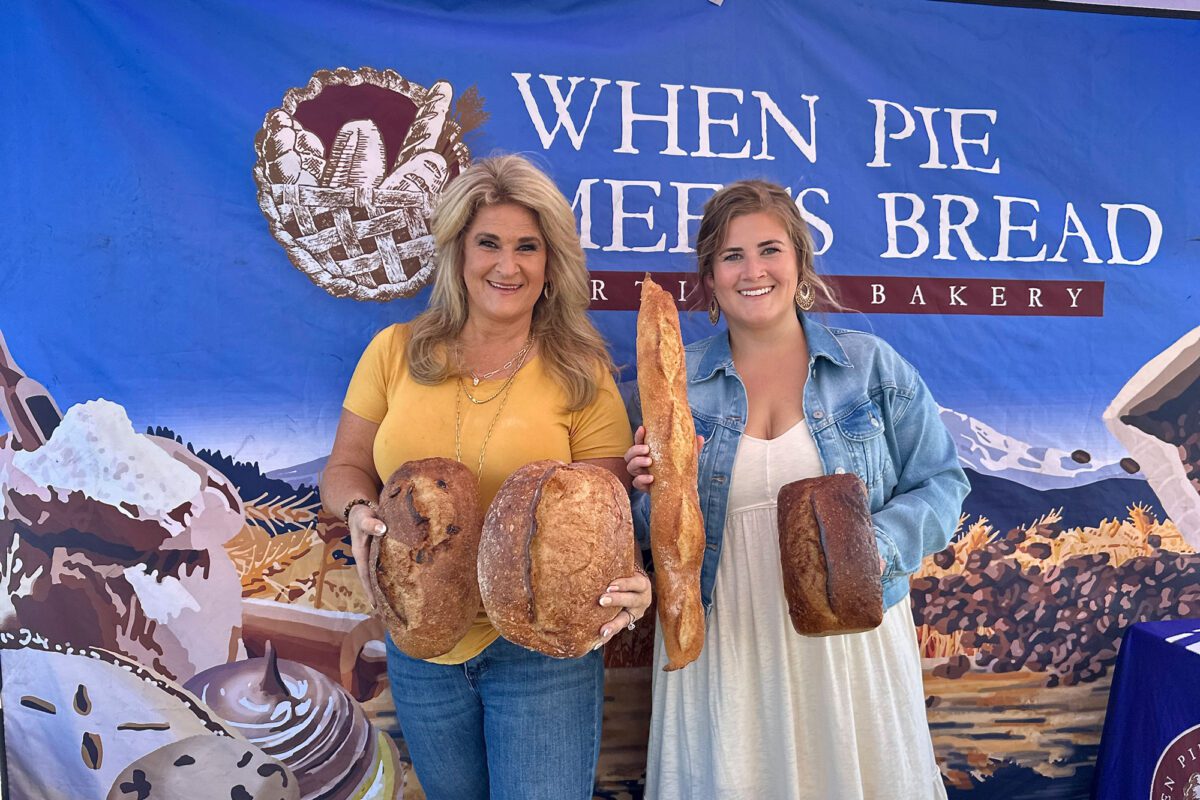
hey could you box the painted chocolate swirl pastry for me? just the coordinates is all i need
[184,643,399,800]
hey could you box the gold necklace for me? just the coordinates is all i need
[457,336,535,402]
[459,338,535,405]
[455,372,518,475]
[460,371,518,405]
[453,334,532,473]
[466,335,535,385]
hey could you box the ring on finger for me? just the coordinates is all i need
[626,613,637,631]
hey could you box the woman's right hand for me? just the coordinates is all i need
[624,425,703,493]
[348,503,387,600]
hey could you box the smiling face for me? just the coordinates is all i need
[461,202,547,329]
[706,211,801,332]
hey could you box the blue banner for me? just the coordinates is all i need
[2,1,1198,797]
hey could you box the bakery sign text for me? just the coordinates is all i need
[511,73,1163,316]
[581,272,1103,316]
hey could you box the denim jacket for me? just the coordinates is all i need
[627,312,969,613]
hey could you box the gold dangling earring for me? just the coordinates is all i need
[708,297,721,325]
[543,282,551,300]
[795,279,815,312]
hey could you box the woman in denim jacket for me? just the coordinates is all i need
[625,180,969,800]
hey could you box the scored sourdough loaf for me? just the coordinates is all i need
[636,274,705,671]
[370,458,483,659]
[776,473,883,636]
[478,460,636,658]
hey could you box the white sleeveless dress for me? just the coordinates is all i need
[645,420,947,800]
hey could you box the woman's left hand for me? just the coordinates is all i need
[595,570,653,648]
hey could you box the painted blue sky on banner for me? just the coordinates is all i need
[3,0,1197,473]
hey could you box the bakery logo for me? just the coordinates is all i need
[253,67,486,301]
[1152,723,1200,799]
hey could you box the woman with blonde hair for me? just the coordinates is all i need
[322,154,650,800]
[625,179,968,799]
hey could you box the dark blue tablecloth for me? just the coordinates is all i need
[1092,619,1200,799]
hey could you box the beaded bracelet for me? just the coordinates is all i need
[341,497,377,522]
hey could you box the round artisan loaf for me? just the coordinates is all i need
[370,457,482,659]
[776,473,883,636]
[479,460,636,658]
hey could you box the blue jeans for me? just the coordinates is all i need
[385,634,604,800]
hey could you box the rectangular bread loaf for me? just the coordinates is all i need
[777,473,883,636]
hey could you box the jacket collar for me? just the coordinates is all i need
[802,312,853,368]
[689,312,852,383]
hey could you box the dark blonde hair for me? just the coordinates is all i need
[405,154,613,410]
[695,179,839,311]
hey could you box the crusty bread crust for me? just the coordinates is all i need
[478,460,635,658]
[370,458,482,659]
[776,474,883,636]
[636,275,705,671]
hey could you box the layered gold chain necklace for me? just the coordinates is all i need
[454,335,535,475]
[456,335,535,404]
[464,337,534,386]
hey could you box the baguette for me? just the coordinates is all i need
[396,80,452,166]
[636,274,705,670]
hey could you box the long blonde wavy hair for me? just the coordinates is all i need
[695,179,840,312]
[405,154,614,410]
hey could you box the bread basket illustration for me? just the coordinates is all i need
[254,67,484,301]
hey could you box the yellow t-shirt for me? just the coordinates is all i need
[342,323,633,664]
